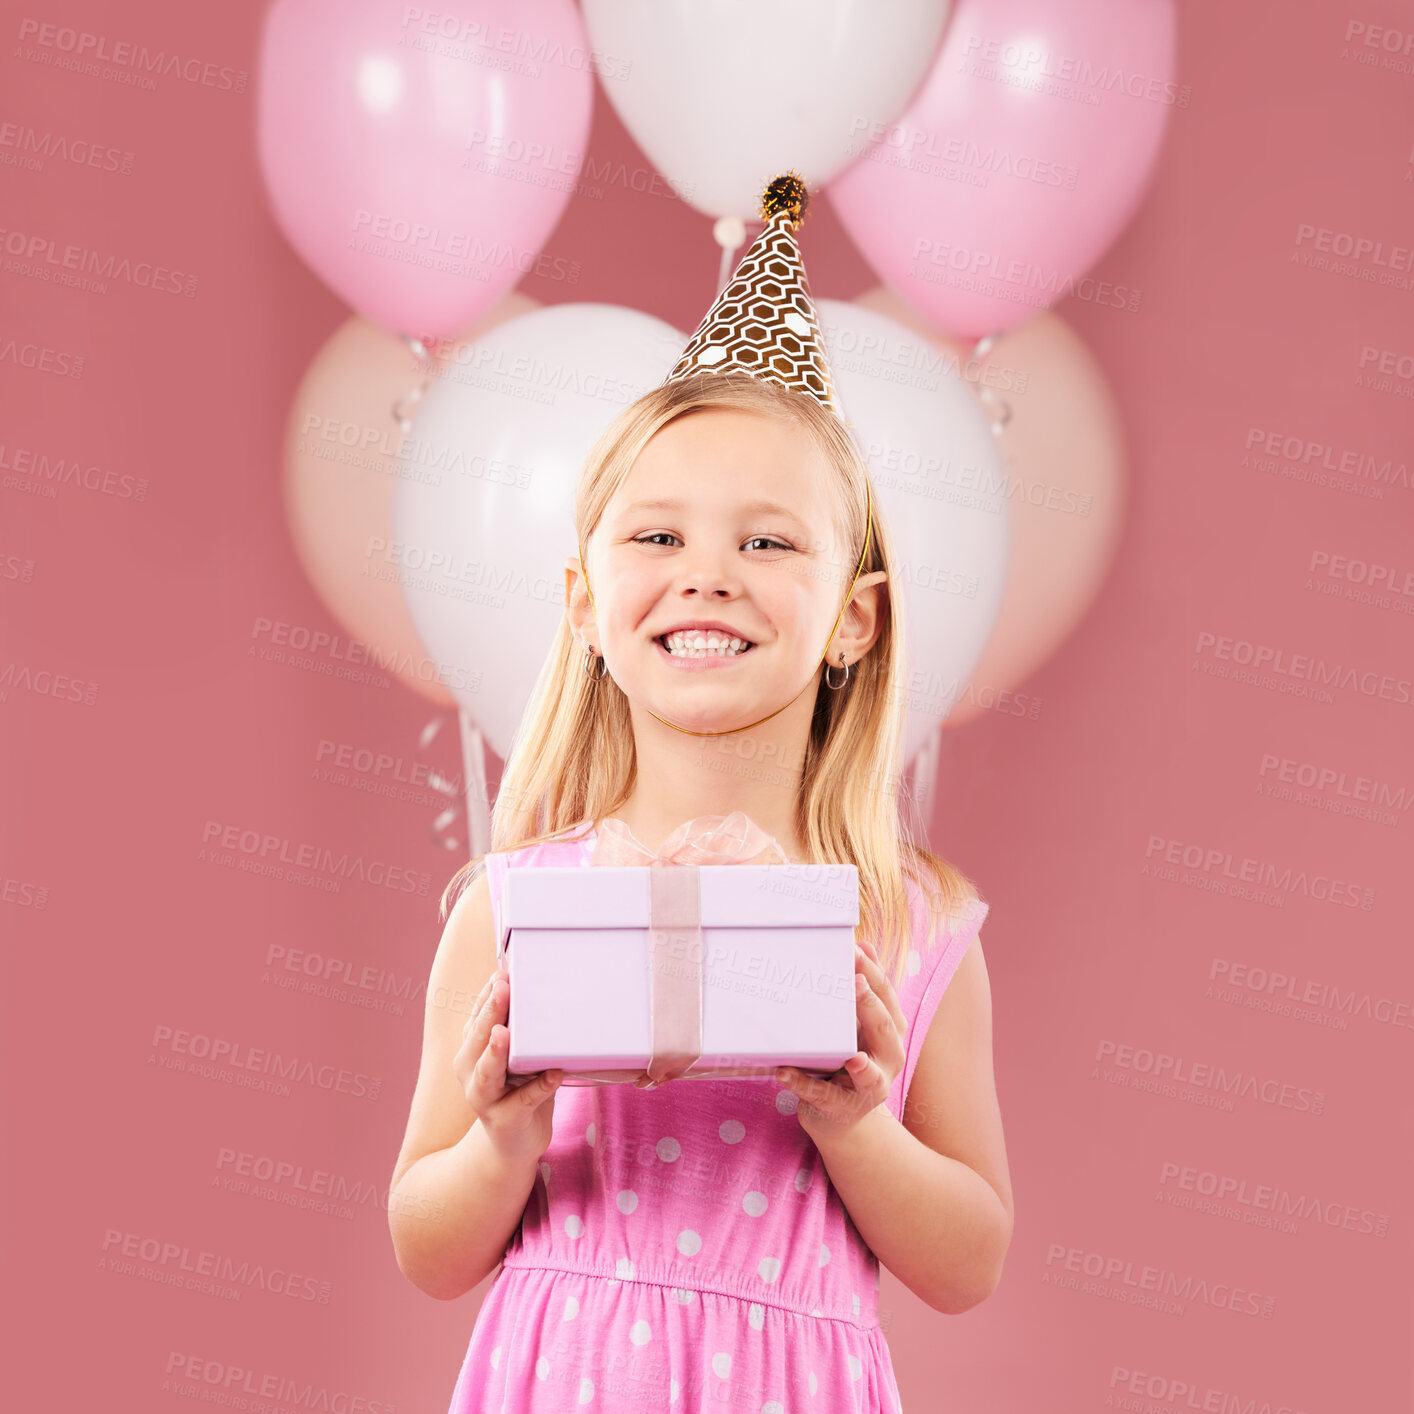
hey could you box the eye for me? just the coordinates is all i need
[630,532,794,552]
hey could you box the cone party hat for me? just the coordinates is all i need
[663,172,846,423]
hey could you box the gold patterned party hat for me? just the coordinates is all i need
[664,172,845,421]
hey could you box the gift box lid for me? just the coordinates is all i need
[498,864,858,958]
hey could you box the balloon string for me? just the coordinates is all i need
[716,241,738,293]
[712,216,747,294]
[970,331,1012,436]
[417,712,466,852]
[392,335,433,433]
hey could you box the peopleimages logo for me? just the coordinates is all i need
[149,1023,382,1102]
[1042,1243,1275,1319]
[0,226,198,295]
[1157,1160,1389,1238]
[1142,833,1375,909]
[1209,957,1414,1032]
[14,18,249,93]
[1093,1040,1326,1115]
[100,1229,330,1303]
[163,1352,396,1414]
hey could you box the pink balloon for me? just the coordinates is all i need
[257,0,593,339]
[831,0,1177,338]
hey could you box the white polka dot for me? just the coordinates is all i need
[852,1292,861,1315]
[810,1307,823,1316]
[848,1355,862,1381]
[577,1376,594,1404]
[676,1229,702,1256]
[562,1295,580,1321]
[657,1137,681,1162]
[616,1257,635,1279]
[719,1119,745,1144]
[586,1122,596,1146]
[674,1287,697,1303]
[748,1303,765,1330]
[763,1402,785,1414]
[774,1089,799,1115]
[490,1345,501,1369]
[697,345,727,366]
[809,1371,819,1394]
[711,1352,732,1378]
[670,1379,680,1403]
[629,1319,652,1345]
[758,1256,782,1283]
[535,1356,549,1380]
[818,1243,831,1267]
[743,1190,768,1217]
[782,311,810,337]
[906,948,922,977]
[564,1214,584,1239]
[794,1167,813,1192]
[539,1161,551,1185]
[617,1189,639,1215]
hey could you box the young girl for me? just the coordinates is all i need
[387,363,1013,1411]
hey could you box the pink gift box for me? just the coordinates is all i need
[497,863,860,1083]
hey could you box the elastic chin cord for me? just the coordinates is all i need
[575,478,873,739]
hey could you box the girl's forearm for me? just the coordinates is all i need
[810,1104,1011,1315]
[388,1121,537,1300]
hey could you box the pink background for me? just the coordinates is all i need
[5,4,1412,1412]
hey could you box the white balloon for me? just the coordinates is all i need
[582,0,951,220]
[393,304,685,758]
[817,299,1009,763]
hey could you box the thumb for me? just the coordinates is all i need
[525,1068,563,1105]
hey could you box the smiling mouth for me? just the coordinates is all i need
[655,630,756,659]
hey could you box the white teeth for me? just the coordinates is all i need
[661,630,750,658]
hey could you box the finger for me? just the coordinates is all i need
[470,1021,511,1101]
[853,973,903,1060]
[462,973,497,1034]
[778,1065,849,1114]
[841,1051,889,1108]
[473,975,510,1043]
[509,1068,562,1108]
[854,947,907,1036]
[487,1063,560,1117]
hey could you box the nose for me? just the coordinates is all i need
[677,542,740,599]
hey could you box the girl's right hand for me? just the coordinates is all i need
[453,968,562,1166]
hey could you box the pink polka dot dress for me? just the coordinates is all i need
[447,825,989,1413]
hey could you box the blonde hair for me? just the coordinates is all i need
[439,370,981,984]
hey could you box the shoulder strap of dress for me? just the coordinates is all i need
[483,851,509,962]
[888,882,990,1120]
[484,830,595,965]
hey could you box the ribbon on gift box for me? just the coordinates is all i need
[559,811,788,1089]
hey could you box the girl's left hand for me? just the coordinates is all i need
[775,937,907,1144]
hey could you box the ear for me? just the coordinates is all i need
[830,569,889,665]
[563,551,598,648]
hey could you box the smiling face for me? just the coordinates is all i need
[573,407,859,734]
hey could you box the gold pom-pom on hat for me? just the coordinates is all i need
[760,171,810,229]
[664,170,845,420]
